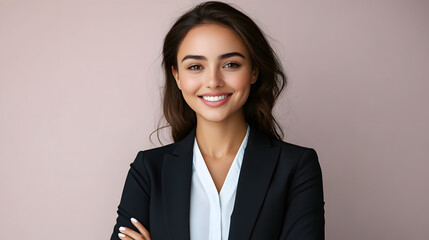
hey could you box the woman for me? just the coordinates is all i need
[111,1,324,239]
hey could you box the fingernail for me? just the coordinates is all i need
[119,226,126,231]
[118,233,125,238]
[131,217,138,223]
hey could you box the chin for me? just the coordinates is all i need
[197,113,229,123]
[196,109,243,124]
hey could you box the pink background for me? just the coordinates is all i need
[1,0,428,239]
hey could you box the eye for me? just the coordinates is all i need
[187,64,203,70]
[223,62,241,69]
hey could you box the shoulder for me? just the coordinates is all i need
[139,143,176,158]
[132,142,178,165]
[131,128,196,169]
[273,138,318,160]
[269,138,320,174]
[121,145,175,177]
[247,127,319,166]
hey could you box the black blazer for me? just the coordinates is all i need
[111,127,325,239]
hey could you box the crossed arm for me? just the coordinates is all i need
[110,152,151,240]
[111,148,324,239]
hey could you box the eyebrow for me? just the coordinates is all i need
[181,52,245,62]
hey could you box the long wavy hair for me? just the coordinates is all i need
[157,1,286,142]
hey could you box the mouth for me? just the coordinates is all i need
[200,94,232,102]
[198,93,233,107]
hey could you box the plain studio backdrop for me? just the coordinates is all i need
[1,0,428,239]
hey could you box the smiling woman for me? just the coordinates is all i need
[172,24,257,125]
[111,1,324,240]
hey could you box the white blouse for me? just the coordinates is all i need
[189,126,250,240]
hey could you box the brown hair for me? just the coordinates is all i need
[158,1,286,142]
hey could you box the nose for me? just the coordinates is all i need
[204,67,224,88]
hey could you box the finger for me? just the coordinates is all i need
[118,226,144,240]
[131,217,151,240]
[117,232,136,240]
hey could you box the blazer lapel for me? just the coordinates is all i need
[228,128,280,240]
[161,127,280,240]
[162,128,195,240]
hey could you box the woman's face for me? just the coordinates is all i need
[172,23,257,124]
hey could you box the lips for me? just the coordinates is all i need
[201,94,230,102]
[198,92,232,107]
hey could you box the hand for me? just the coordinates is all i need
[118,217,151,240]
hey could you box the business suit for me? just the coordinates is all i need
[111,127,325,239]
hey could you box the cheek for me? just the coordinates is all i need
[228,72,253,93]
[179,75,201,96]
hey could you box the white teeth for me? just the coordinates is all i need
[202,94,229,102]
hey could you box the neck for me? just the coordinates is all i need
[195,113,247,160]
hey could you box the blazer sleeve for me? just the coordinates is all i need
[280,148,325,240]
[110,151,151,240]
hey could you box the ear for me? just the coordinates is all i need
[171,66,181,90]
[251,68,258,84]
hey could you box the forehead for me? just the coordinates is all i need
[177,23,249,59]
